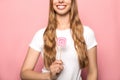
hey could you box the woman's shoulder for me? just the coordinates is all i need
[31,27,47,40]
[83,25,94,35]
[33,27,47,37]
[83,25,97,49]
[83,25,96,40]
[83,25,94,33]
[36,27,46,34]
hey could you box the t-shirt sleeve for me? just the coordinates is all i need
[84,26,97,50]
[29,29,44,52]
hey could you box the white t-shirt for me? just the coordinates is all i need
[29,26,97,80]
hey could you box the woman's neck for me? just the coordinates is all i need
[56,14,70,30]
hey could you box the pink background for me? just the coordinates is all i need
[0,0,120,80]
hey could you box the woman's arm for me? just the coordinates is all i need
[20,47,51,80]
[87,46,98,80]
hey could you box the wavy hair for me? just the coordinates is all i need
[43,0,88,69]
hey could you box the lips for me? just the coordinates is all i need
[57,5,66,10]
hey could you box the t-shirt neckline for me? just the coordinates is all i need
[56,28,70,32]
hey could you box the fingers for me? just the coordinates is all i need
[52,60,63,65]
[50,64,60,73]
[50,60,64,77]
[50,61,63,72]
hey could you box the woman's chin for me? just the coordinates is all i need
[56,11,70,16]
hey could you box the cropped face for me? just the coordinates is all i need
[53,0,72,16]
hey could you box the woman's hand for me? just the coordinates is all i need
[49,60,64,80]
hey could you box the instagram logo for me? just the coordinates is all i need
[57,37,66,47]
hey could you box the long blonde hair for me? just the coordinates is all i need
[43,0,88,69]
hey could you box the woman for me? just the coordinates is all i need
[20,0,98,80]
